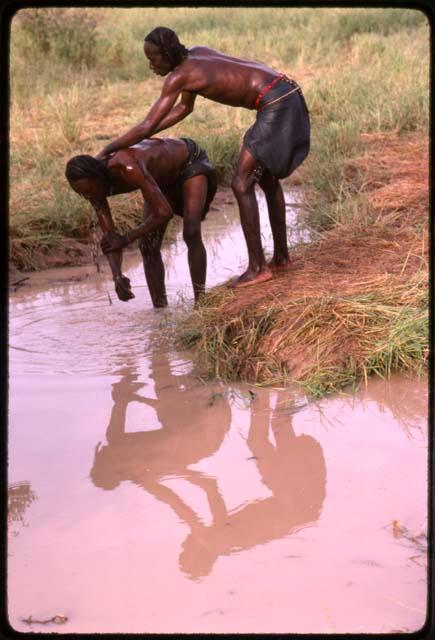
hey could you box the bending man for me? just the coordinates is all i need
[96,26,310,288]
[66,137,217,306]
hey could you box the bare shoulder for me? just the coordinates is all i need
[189,45,219,56]
[107,148,136,168]
[162,66,190,93]
[189,45,245,63]
[161,58,204,95]
[107,148,152,179]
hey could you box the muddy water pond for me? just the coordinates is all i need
[8,189,428,634]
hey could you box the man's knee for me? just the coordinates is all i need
[231,172,255,197]
[182,221,202,247]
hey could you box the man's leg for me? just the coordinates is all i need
[138,203,169,308]
[258,169,290,270]
[181,175,207,303]
[231,146,273,287]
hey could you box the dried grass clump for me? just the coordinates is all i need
[178,270,427,396]
[177,131,429,396]
[349,131,429,218]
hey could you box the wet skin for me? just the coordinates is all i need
[97,42,293,287]
[68,139,209,306]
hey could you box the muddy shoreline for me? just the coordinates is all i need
[9,188,240,275]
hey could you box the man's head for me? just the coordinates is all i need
[144,26,188,76]
[65,155,113,201]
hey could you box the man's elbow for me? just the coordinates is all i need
[156,205,173,223]
[181,103,194,119]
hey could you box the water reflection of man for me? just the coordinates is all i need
[179,390,327,580]
[90,351,231,520]
[91,361,326,581]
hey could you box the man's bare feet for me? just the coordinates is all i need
[267,258,292,271]
[230,266,273,289]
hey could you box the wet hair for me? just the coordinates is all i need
[144,26,188,69]
[65,155,112,188]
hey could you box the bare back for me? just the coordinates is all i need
[107,138,189,194]
[168,46,280,109]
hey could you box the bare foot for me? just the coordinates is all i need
[267,258,292,271]
[230,266,273,289]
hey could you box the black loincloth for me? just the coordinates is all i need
[244,77,310,180]
[165,138,218,220]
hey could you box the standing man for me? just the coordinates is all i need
[97,27,310,288]
[66,137,217,306]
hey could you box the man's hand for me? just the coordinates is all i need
[100,230,129,254]
[95,149,111,162]
[114,275,135,302]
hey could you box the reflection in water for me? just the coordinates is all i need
[8,185,427,633]
[363,375,428,437]
[90,348,232,501]
[180,390,326,580]
[8,481,37,533]
[90,352,326,581]
[310,374,428,441]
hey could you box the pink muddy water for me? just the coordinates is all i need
[8,189,428,634]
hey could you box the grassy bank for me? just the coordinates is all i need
[177,131,429,396]
[9,7,429,268]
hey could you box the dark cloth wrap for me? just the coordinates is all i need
[165,138,217,220]
[244,77,310,180]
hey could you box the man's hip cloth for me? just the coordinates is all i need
[244,75,311,180]
[165,138,218,220]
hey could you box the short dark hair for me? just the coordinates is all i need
[144,26,188,68]
[65,155,112,187]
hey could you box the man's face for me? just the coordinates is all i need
[69,177,107,203]
[144,41,173,76]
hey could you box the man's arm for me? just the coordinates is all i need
[152,90,196,134]
[90,197,135,301]
[90,196,116,234]
[100,162,174,253]
[96,75,193,159]
[90,198,122,276]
